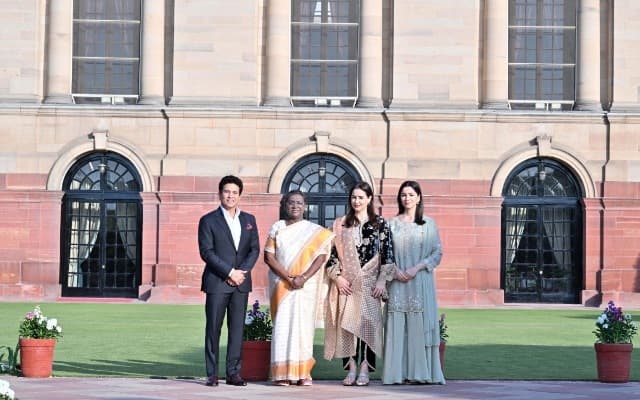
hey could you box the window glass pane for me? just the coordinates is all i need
[324,64,357,96]
[329,0,358,23]
[291,64,322,96]
[73,22,139,58]
[109,22,140,57]
[75,0,141,20]
[292,26,323,59]
[73,60,107,93]
[72,59,138,95]
[74,22,106,57]
[509,28,575,64]
[293,0,321,22]
[509,29,534,63]
[293,0,358,23]
[111,0,141,20]
[326,26,359,60]
[510,0,536,25]
[292,25,358,61]
[509,65,574,101]
[74,0,106,19]
[510,0,575,27]
[540,66,574,100]
[291,63,357,97]
[109,60,140,94]
[543,0,576,26]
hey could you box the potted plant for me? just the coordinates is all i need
[439,313,448,372]
[241,300,272,381]
[593,300,638,383]
[18,305,63,378]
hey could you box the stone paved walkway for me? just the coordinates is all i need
[2,376,639,400]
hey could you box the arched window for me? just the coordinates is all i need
[61,152,142,298]
[502,158,582,303]
[282,153,360,228]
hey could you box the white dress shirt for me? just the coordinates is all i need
[221,206,241,250]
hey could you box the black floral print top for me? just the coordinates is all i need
[327,216,395,270]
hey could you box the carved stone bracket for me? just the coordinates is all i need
[90,130,109,150]
[536,134,552,156]
[312,131,330,153]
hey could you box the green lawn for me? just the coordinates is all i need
[1,302,638,380]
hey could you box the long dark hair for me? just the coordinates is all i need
[279,190,306,220]
[344,181,378,228]
[396,180,425,225]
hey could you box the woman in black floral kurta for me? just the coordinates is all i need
[324,182,395,386]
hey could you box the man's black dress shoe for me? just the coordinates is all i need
[205,376,218,386]
[226,374,247,386]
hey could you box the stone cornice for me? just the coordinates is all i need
[384,109,606,124]
[606,112,640,124]
[0,104,166,118]
[0,103,612,124]
[162,106,386,120]
[0,103,387,120]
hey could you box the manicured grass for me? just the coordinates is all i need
[1,302,639,380]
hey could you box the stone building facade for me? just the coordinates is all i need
[0,0,639,307]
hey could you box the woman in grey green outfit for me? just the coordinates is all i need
[382,180,445,385]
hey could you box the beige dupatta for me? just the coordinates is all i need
[324,216,392,360]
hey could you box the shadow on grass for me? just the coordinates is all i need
[52,346,206,378]
[442,344,640,381]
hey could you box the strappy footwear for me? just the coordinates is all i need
[342,371,356,386]
[297,378,313,386]
[355,371,369,386]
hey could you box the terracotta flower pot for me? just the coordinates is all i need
[19,338,57,378]
[241,340,271,381]
[594,342,633,383]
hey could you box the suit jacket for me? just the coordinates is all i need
[198,207,260,294]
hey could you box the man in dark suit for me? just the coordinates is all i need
[198,175,260,387]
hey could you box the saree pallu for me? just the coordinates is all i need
[265,220,333,381]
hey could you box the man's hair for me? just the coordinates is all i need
[218,175,244,195]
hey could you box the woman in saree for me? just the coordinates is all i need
[264,190,334,386]
[382,180,445,385]
[323,181,395,386]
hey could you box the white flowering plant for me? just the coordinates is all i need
[0,379,14,400]
[593,300,638,344]
[243,300,272,341]
[18,306,62,340]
